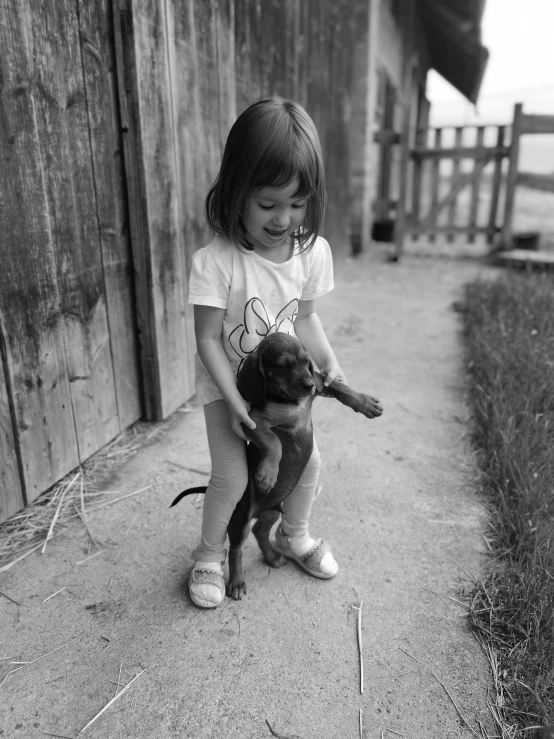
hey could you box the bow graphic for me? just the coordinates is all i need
[228,297,299,370]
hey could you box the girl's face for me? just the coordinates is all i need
[242,178,308,260]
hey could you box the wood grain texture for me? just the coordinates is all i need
[502,103,523,249]
[78,0,142,429]
[27,0,120,459]
[129,0,194,417]
[0,0,80,503]
[468,126,485,243]
[0,325,25,521]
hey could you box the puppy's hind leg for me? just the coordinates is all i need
[226,499,252,600]
[252,509,285,568]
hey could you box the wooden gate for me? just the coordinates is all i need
[395,103,554,256]
[403,121,510,245]
[0,0,143,522]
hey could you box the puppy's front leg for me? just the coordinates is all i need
[317,374,384,419]
[242,413,282,493]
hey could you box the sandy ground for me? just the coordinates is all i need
[0,245,499,738]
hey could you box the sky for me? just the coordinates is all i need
[427,0,554,171]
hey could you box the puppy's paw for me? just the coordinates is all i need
[264,549,285,568]
[255,461,279,494]
[355,393,384,419]
[226,577,247,601]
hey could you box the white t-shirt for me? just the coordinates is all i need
[188,234,334,405]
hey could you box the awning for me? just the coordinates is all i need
[420,0,489,104]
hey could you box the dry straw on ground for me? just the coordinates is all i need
[0,421,169,572]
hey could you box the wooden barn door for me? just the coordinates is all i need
[0,0,143,521]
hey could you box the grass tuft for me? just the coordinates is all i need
[461,269,554,736]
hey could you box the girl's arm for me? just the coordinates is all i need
[194,305,256,440]
[294,299,347,386]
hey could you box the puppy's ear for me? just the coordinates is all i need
[237,345,266,409]
[307,354,326,394]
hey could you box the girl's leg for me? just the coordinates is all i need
[278,439,338,578]
[190,399,248,607]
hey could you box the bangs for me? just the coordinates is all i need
[252,137,320,199]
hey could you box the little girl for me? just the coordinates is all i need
[187,96,347,609]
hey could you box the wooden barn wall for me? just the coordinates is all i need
[123,0,371,419]
[0,0,142,517]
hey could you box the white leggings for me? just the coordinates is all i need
[193,399,321,562]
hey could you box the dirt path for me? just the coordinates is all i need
[0,247,497,738]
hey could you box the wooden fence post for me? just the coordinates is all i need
[501,103,523,250]
[487,125,505,244]
[394,0,416,261]
[361,0,380,253]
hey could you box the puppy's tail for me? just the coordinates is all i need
[170,486,207,508]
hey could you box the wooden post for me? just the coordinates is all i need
[501,103,523,250]
[0,322,26,520]
[487,125,505,245]
[361,0,381,253]
[468,126,485,244]
[410,125,426,241]
[447,126,463,240]
[394,0,416,260]
[428,128,442,242]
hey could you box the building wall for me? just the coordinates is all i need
[350,0,432,243]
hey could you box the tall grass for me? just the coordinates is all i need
[461,270,554,736]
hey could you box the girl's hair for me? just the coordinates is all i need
[205,96,326,252]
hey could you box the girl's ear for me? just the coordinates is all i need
[237,346,266,409]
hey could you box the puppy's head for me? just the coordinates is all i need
[257,333,315,403]
[238,333,315,408]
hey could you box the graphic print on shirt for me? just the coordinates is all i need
[228,297,299,372]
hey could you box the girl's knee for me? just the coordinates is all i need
[208,469,248,504]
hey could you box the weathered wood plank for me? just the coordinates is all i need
[0,0,81,503]
[501,103,523,249]
[26,0,120,460]
[78,0,142,430]
[411,125,426,234]
[215,0,237,144]
[468,126,485,243]
[412,144,510,160]
[487,126,505,244]
[176,0,223,389]
[427,127,442,241]
[360,0,380,252]
[233,0,250,111]
[410,224,493,236]
[447,127,463,232]
[126,0,194,418]
[394,0,416,257]
[113,0,160,420]
[0,326,25,522]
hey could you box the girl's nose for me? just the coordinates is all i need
[272,211,291,228]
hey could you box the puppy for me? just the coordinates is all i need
[171,333,383,599]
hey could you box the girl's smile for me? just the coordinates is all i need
[243,178,308,260]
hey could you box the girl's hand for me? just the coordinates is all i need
[322,362,348,387]
[228,399,256,441]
